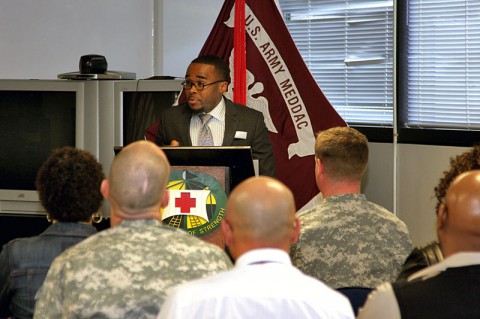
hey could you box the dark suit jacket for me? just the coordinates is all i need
[155,98,275,177]
[392,265,480,319]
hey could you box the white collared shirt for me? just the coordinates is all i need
[158,248,354,319]
[190,99,225,146]
[357,252,480,319]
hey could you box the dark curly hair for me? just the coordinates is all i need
[35,147,105,222]
[434,145,480,212]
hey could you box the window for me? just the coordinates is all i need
[397,0,480,145]
[403,0,480,129]
[401,0,480,130]
[280,0,480,146]
[279,0,394,127]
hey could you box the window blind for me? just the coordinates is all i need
[279,0,394,126]
[405,0,480,129]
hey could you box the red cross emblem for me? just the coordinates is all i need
[175,192,197,213]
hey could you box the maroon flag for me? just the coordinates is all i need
[201,0,346,209]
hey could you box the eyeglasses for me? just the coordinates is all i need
[181,80,225,91]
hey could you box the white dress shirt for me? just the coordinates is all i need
[357,252,480,319]
[190,99,226,146]
[158,248,354,319]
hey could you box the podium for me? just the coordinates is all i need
[160,146,254,191]
[114,146,255,248]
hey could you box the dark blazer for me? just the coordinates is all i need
[392,265,480,319]
[395,241,443,283]
[155,98,275,177]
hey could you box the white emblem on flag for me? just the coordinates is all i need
[224,4,316,159]
[162,190,211,221]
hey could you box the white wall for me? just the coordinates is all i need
[396,144,469,245]
[159,1,224,77]
[362,143,470,246]
[0,0,224,79]
[362,143,394,212]
[0,0,471,246]
[0,0,155,79]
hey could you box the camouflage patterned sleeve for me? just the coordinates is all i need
[33,256,67,319]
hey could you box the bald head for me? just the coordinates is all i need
[105,141,170,221]
[223,176,299,259]
[438,170,480,257]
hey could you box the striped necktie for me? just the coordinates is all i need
[198,113,214,146]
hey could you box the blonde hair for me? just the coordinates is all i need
[315,126,368,181]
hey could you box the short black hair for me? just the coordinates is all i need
[191,55,231,83]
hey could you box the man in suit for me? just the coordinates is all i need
[155,55,275,177]
[358,170,480,319]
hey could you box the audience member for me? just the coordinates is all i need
[359,170,480,319]
[395,145,480,282]
[154,55,275,177]
[33,141,232,319]
[158,176,354,319]
[0,147,104,319]
[291,127,412,289]
[394,241,443,283]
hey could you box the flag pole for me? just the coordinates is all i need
[233,0,247,105]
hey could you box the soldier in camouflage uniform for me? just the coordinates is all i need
[291,127,412,289]
[34,141,232,319]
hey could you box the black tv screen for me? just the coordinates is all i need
[0,91,76,190]
[122,91,178,145]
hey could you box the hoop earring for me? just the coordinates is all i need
[91,211,103,224]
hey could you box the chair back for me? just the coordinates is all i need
[336,287,372,316]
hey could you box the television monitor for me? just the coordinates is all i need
[0,79,100,215]
[114,79,182,145]
[97,79,182,179]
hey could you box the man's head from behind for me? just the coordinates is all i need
[102,141,170,225]
[437,170,480,257]
[315,126,368,183]
[222,176,300,261]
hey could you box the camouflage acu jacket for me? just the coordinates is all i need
[291,193,412,289]
[34,219,232,319]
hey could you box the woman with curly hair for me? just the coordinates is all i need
[0,147,105,319]
[396,145,480,282]
[434,145,480,211]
